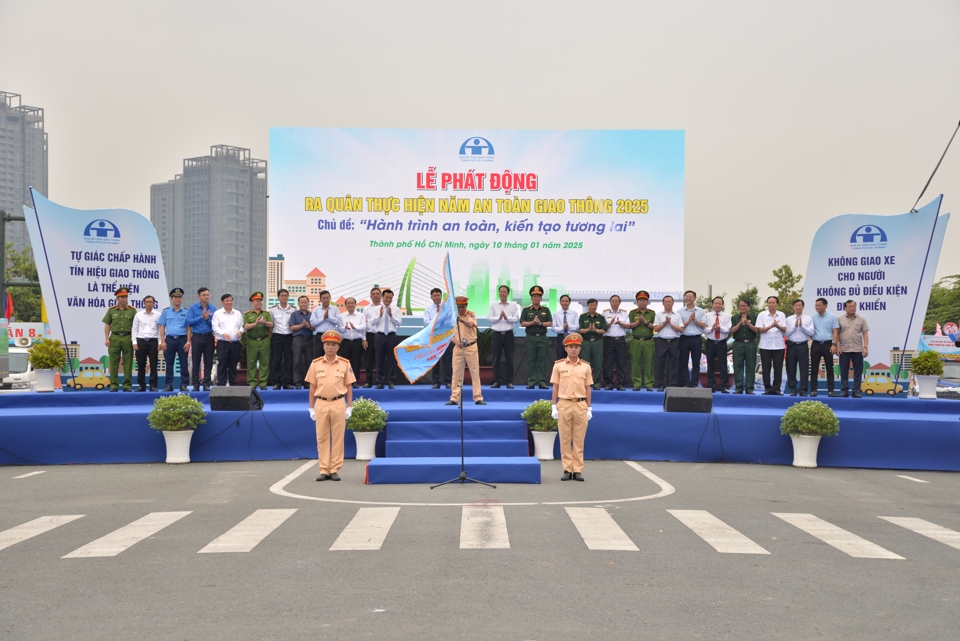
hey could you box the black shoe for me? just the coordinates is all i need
[828,392,839,397]
[295,384,303,390]
[164,385,174,392]
[387,384,395,389]
[446,400,458,405]
[526,384,535,389]
[445,384,452,389]
[572,472,584,482]
[284,385,295,390]
[633,386,641,391]
[203,385,211,392]
[720,389,729,394]
[657,387,665,392]
[491,382,501,389]
[733,389,743,394]
[259,386,267,391]
[561,471,572,481]
[351,383,359,389]
[838,392,849,398]
[799,391,807,397]
[363,383,373,389]
[745,389,755,395]
[475,400,487,405]
[617,386,625,391]
[149,386,158,392]
[122,388,132,392]
[316,474,330,482]
[506,383,514,389]
[604,385,613,391]
[273,385,281,390]
[109,388,119,392]
[789,391,797,396]
[376,384,384,389]
[852,391,862,398]
[809,391,817,397]
[329,472,341,481]
[135,387,147,392]
[432,383,441,389]
[179,385,188,392]
[539,384,549,390]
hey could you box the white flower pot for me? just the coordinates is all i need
[531,430,558,460]
[353,431,379,460]
[790,434,822,468]
[162,429,195,464]
[916,375,940,400]
[35,369,56,393]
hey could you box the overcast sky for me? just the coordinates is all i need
[2,0,958,301]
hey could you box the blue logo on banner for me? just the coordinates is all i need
[459,137,495,161]
[849,224,888,250]
[83,219,121,245]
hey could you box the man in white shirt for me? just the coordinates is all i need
[602,295,630,390]
[756,296,788,395]
[132,295,162,392]
[678,290,708,388]
[340,297,367,389]
[268,288,296,390]
[310,290,343,360]
[487,284,520,389]
[374,288,403,388]
[551,294,576,360]
[212,293,245,386]
[423,287,452,389]
[362,287,383,388]
[784,298,815,396]
[703,296,732,393]
[653,295,685,391]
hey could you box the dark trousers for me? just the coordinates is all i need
[364,331,378,384]
[760,348,785,393]
[654,337,680,388]
[135,338,159,389]
[839,352,864,393]
[268,333,294,387]
[491,330,515,385]
[678,335,703,387]
[603,336,628,387]
[163,335,188,388]
[810,341,835,393]
[555,334,570,360]
[191,333,215,387]
[339,338,364,385]
[292,334,313,387]
[375,333,399,384]
[786,341,810,394]
[216,340,241,386]
[704,338,729,391]
[431,342,453,385]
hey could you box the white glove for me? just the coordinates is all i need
[551,404,559,420]
[587,407,593,421]
[345,406,353,421]
[308,407,316,421]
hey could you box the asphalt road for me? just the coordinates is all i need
[2,459,959,641]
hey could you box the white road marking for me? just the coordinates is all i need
[0,515,84,552]
[12,471,46,479]
[668,509,770,554]
[330,507,400,551]
[460,505,510,549]
[62,511,192,558]
[773,513,903,559]
[879,517,960,552]
[895,475,930,484]
[198,509,298,554]
[565,507,639,551]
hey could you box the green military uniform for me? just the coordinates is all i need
[730,310,759,393]
[520,288,552,387]
[629,308,656,390]
[578,312,607,390]
[102,295,137,391]
[244,301,273,388]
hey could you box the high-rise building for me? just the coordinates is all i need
[150,145,267,308]
[1,91,48,252]
[266,254,285,307]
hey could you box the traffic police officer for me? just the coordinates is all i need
[446,295,486,406]
[306,330,356,482]
[730,299,759,394]
[550,333,593,482]
[578,298,607,390]
[520,285,552,389]
[102,286,137,392]
[628,291,656,391]
[243,292,273,390]
[158,287,189,392]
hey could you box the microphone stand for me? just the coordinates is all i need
[432,308,495,490]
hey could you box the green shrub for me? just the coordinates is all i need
[780,400,839,437]
[347,397,388,432]
[27,338,67,371]
[521,398,558,432]
[911,350,945,377]
[147,394,207,432]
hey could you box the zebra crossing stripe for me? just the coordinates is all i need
[198,509,298,554]
[565,507,639,551]
[460,505,510,549]
[668,510,770,554]
[0,515,85,552]
[879,517,960,552]
[330,507,400,551]
[62,512,192,558]
[772,513,903,559]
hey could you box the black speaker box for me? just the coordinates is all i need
[663,387,712,413]
[209,386,264,411]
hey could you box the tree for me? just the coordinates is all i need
[731,284,759,313]
[768,264,803,305]
[4,242,42,322]
[922,275,960,334]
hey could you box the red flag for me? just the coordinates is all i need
[2,291,12,320]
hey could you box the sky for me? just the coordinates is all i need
[2,0,958,302]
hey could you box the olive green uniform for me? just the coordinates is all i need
[103,305,137,391]
[730,310,759,393]
[629,308,656,390]
[520,305,552,386]
[578,312,607,390]
[244,310,273,387]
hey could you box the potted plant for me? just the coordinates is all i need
[911,350,944,400]
[779,400,840,468]
[27,338,67,392]
[147,393,207,463]
[522,398,558,460]
[347,397,388,460]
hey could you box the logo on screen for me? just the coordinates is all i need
[459,137,495,162]
[849,224,887,250]
[83,219,122,245]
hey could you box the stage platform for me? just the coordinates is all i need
[1,388,958,477]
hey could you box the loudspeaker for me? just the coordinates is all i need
[209,386,264,411]
[663,387,712,413]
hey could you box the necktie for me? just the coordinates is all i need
[563,311,568,332]
[436,304,440,313]
[714,313,721,339]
